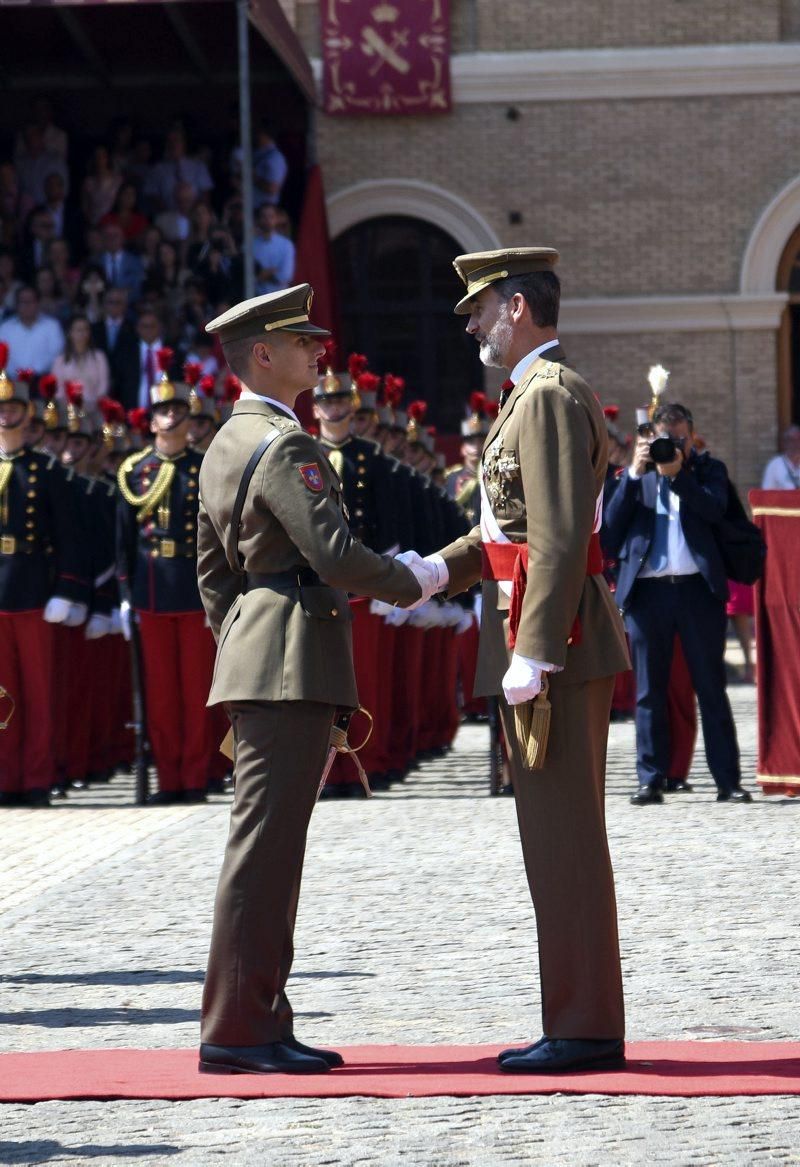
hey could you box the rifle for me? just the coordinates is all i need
[126,608,150,806]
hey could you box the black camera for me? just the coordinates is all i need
[635,421,685,466]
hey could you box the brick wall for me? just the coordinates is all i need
[293,1,784,55]
[316,93,800,297]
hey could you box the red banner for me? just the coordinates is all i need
[322,0,450,116]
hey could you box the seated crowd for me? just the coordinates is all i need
[0,99,294,411]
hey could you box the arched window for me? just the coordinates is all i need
[777,223,800,428]
[333,216,484,432]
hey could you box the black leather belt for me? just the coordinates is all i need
[639,573,701,584]
[244,567,321,591]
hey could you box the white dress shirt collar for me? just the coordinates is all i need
[509,338,560,386]
[239,388,300,425]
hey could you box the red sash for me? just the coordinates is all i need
[480,533,602,649]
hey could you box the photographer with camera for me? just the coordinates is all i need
[602,402,751,806]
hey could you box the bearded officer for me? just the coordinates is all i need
[196,284,435,1075]
[421,248,630,1073]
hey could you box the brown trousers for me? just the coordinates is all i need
[201,699,335,1046]
[500,675,625,1040]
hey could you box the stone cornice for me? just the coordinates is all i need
[312,43,800,104]
[560,294,787,335]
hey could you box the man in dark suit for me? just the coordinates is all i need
[92,287,139,409]
[602,403,750,805]
[99,223,144,303]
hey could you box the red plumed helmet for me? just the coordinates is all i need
[127,407,151,435]
[383,374,405,406]
[224,373,242,402]
[603,404,620,420]
[318,339,337,371]
[356,371,380,394]
[183,361,202,387]
[16,368,34,385]
[407,400,427,423]
[0,342,8,371]
[469,391,487,415]
[347,352,369,379]
[306,422,320,437]
[199,374,215,395]
[156,347,174,374]
[98,396,125,424]
[38,374,57,400]
[65,381,84,407]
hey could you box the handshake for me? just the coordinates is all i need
[394,550,448,608]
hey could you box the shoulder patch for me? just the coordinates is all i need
[299,462,324,492]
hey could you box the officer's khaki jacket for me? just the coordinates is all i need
[197,397,419,707]
[438,346,630,696]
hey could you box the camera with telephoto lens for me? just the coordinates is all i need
[635,419,685,466]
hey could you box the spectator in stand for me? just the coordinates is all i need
[99,222,144,302]
[273,206,292,238]
[100,182,150,246]
[33,266,70,325]
[252,204,294,295]
[14,97,68,163]
[185,202,217,268]
[52,313,110,407]
[38,172,82,256]
[174,278,210,358]
[221,194,244,248]
[189,224,240,306]
[0,250,23,319]
[144,128,212,212]
[140,224,163,279]
[19,207,56,280]
[81,146,123,227]
[74,265,108,324]
[144,240,185,327]
[92,286,139,402]
[126,137,154,192]
[133,308,168,410]
[0,285,64,375]
[83,226,105,269]
[47,238,80,303]
[108,117,135,176]
[16,125,69,211]
[154,181,195,258]
[252,121,288,210]
[761,424,800,490]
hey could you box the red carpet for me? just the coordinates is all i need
[1,1043,799,1101]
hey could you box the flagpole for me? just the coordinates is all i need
[237,0,255,299]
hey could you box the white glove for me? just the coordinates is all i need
[408,600,440,629]
[85,613,112,640]
[120,600,133,642]
[43,596,72,624]
[385,604,411,626]
[454,606,475,635]
[502,653,546,706]
[63,602,88,628]
[110,608,123,636]
[369,598,394,619]
[395,550,438,608]
[423,554,449,593]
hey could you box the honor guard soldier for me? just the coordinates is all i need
[30,374,69,460]
[196,284,432,1075]
[446,392,493,527]
[185,365,220,454]
[0,345,89,806]
[419,247,631,1074]
[116,349,216,803]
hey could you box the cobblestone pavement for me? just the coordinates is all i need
[1,656,798,1166]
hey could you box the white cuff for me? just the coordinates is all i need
[424,553,449,592]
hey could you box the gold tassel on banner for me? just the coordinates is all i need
[513,675,551,771]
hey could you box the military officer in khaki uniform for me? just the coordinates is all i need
[423,249,631,1074]
[196,284,435,1075]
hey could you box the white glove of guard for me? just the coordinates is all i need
[454,606,475,635]
[85,613,112,640]
[43,596,72,624]
[110,608,123,636]
[63,602,88,628]
[408,600,440,629]
[369,598,394,619]
[119,600,133,642]
[502,653,546,706]
[384,604,411,627]
[395,550,438,609]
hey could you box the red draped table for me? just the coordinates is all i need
[750,490,800,795]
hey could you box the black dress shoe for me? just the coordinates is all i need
[198,1041,330,1075]
[630,785,664,805]
[716,787,753,803]
[25,788,51,807]
[500,1037,626,1074]
[146,790,183,806]
[0,792,25,807]
[498,1036,547,1064]
[665,779,693,793]
[183,789,208,804]
[284,1037,344,1068]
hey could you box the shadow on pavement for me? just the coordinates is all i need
[0,1143,180,1163]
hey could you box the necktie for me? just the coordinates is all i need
[498,379,514,410]
[646,476,672,573]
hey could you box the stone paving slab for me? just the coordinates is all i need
[1,672,798,1165]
